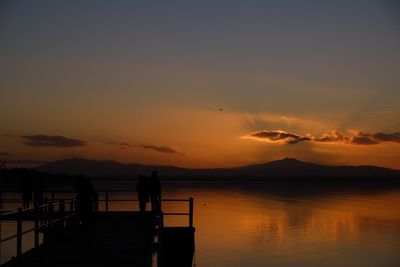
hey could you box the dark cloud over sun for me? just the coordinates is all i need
[21,135,86,148]
[244,130,400,146]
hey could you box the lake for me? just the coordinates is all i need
[1,182,400,266]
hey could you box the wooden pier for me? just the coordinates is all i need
[0,194,195,267]
[3,212,154,267]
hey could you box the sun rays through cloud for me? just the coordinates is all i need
[243,129,400,146]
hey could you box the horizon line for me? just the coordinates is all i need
[3,156,399,171]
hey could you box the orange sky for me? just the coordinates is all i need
[0,1,399,169]
[1,107,399,169]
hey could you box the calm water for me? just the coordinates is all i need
[1,183,400,266]
[162,184,400,267]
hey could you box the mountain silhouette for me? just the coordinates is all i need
[35,157,400,179]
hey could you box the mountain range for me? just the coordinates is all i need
[35,157,400,180]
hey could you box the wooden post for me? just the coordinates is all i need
[105,190,109,212]
[189,197,194,228]
[17,208,22,257]
[34,206,39,248]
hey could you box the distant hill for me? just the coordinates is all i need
[35,157,400,180]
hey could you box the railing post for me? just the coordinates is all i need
[189,197,194,228]
[34,206,39,248]
[17,208,22,257]
[105,189,109,212]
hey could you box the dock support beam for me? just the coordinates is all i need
[105,190,109,212]
[189,197,193,228]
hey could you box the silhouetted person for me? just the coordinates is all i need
[75,176,96,236]
[21,177,32,209]
[33,177,45,207]
[150,171,161,211]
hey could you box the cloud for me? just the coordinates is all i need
[21,135,86,147]
[346,131,400,145]
[63,154,86,158]
[244,129,400,146]
[350,132,379,145]
[243,130,311,144]
[372,132,400,143]
[314,129,349,143]
[137,144,185,156]
[108,141,185,155]
[351,135,379,145]
[118,142,133,149]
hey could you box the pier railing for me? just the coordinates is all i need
[161,198,194,228]
[99,189,194,227]
[0,199,77,259]
[0,191,194,265]
[0,188,194,229]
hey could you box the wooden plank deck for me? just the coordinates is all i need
[3,212,154,267]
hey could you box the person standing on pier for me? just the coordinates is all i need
[75,176,97,236]
[21,176,32,209]
[33,176,45,207]
[150,170,161,211]
[136,175,149,213]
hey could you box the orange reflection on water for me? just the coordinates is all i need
[164,188,400,266]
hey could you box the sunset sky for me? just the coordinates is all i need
[1,1,399,169]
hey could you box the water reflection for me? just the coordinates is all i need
[163,185,400,267]
[2,185,400,267]
[0,221,43,264]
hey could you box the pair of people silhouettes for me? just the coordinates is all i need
[21,176,45,209]
[21,177,32,209]
[137,171,161,213]
[75,176,97,236]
